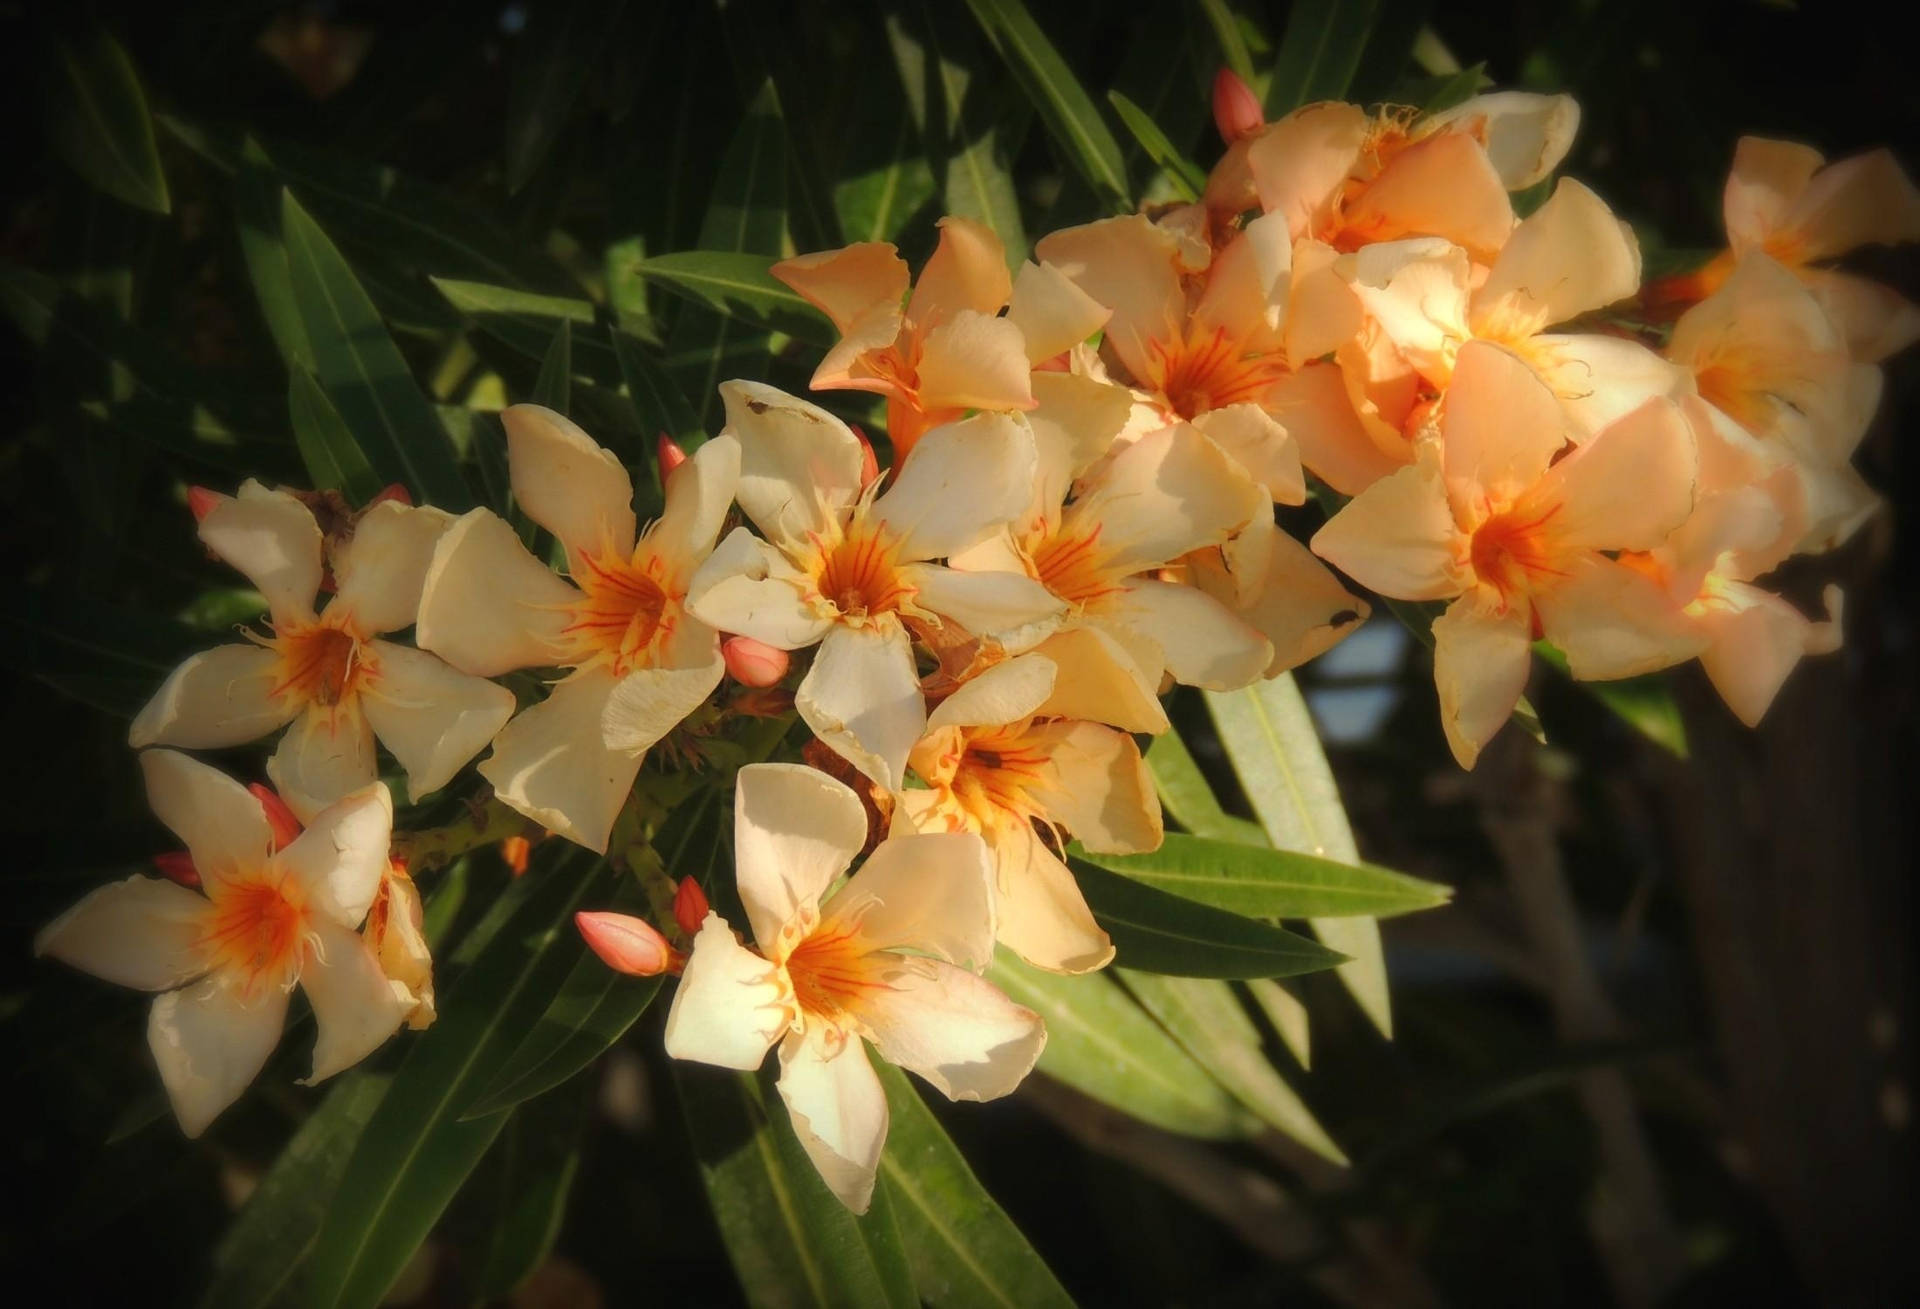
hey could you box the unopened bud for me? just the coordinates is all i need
[657,433,689,483]
[367,483,413,508]
[848,424,880,486]
[722,635,789,687]
[673,877,710,939]
[500,834,532,876]
[153,850,200,888]
[575,911,673,977]
[186,486,226,522]
[247,783,304,850]
[1211,68,1264,144]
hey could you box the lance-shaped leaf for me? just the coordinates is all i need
[1073,860,1351,979]
[1118,972,1347,1165]
[629,253,832,348]
[305,851,613,1309]
[677,1065,916,1309]
[1206,676,1394,1035]
[874,1063,1074,1309]
[279,190,471,510]
[1265,0,1385,116]
[1075,832,1450,921]
[1107,91,1204,202]
[1535,642,1688,758]
[965,0,1130,211]
[1143,730,1266,845]
[990,953,1255,1139]
[461,1080,591,1300]
[503,0,628,193]
[289,368,382,505]
[47,31,170,214]
[430,278,624,384]
[611,326,705,458]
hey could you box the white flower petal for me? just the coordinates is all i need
[1110,578,1273,691]
[1190,403,1305,504]
[415,508,579,677]
[870,412,1036,562]
[687,526,837,650]
[648,432,741,577]
[1426,92,1580,191]
[825,831,996,967]
[599,629,725,755]
[148,971,288,1138]
[504,404,637,562]
[1529,334,1691,445]
[925,652,1057,731]
[299,917,410,1083]
[129,644,295,750]
[268,708,378,824]
[858,957,1045,1101]
[1067,425,1263,574]
[732,762,869,952]
[329,501,457,636]
[35,876,211,991]
[275,782,393,928]
[722,380,865,548]
[360,641,516,802]
[1008,259,1112,363]
[140,749,273,884]
[479,667,641,854]
[663,912,793,1070]
[199,481,322,624]
[776,1027,888,1214]
[901,563,1065,653]
[795,621,925,793]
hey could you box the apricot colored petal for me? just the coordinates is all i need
[360,640,516,802]
[909,216,1011,328]
[504,404,637,563]
[149,971,287,1138]
[721,380,866,548]
[329,501,456,636]
[1431,598,1532,770]
[199,481,323,625]
[796,621,924,793]
[914,310,1036,413]
[772,242,910,332]
[479,668,641,853]
[1479,178,1641,326]
[1311,457,1467,601]
[1441,340,1567,503]
[1008,259,1112,363]
[415,508,578,677]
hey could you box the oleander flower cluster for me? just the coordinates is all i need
[35,74,1912,1212]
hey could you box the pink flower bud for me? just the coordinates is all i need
[848,424,880,486]
[367,483,413,508]
[247,783,304,850]
[186,486,226,522]
[657,433,689,483]
[152,850,200,889]
[722,635,789,687]
[575,911,673,977]
[1211,68,1264,144]
[673,877,710,939]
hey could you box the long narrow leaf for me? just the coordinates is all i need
[1265,0,1386,116]
[289,368,382,504]
[47,31,170,214]
[1075,831,1450,920]
[1074,860,1351,979]
[630,253,832,347]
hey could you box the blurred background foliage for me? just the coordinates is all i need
[1,1,1915,1305]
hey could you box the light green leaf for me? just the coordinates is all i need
[1073,860,1351,979]
[964,0,1131,210]
[834,116,938,244]
[531,318,572,412]
[1205,676,1394,1036]
[875,1063,1074,1308]
[1118,973,1346,1165]
[677,1065,915,1309]
[279,190,471,510]
[305,851,612,1309]
[1076,832,1450,920]
[1246,978,1312,1069]
[990,952,1255,1139]
[289,368,382,504]
[1143,730,1267,845]
[465,1080,589,1300]
[1265,0,1385,116]
[1197,0,1259,85]
[610,326,705,456]
[235,143,310,371]
[47,31,170,214]
[1106,91,1205,201]
[632,252,832,348]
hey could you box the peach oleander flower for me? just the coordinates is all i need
[1664,253,1883,552]
[130,482,516,821]
[365,861,435,1029]
[415,406,739,853]
[1312,341,1702,768]
[771,216,1109,458]
[35,751,409,1136]
[686,381,1066,791]
[1652,136,1920,361]
[663,763,1045,1213]
[900,653,1161,974]
[1321,178,1685,492]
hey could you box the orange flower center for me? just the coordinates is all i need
[785,917,884,1023]
[201,875,308,993]
[1470,502,1565,601]
[565,550,671,675]
[273,621,366,709]
[1142,326,1290,419]
[1029,524,1122,608]
[815,522,913,619]
[952,721,1052,821]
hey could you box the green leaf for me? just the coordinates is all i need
[465,1080,589,1300]
[531,317,572,412]
[834,114,938,244]
[1073,860,1350,979]
[429,278,621,383]
[279,190,471,510]
[1143,730,1266,845]
[874,1063,1074,1308]
[677,1065,915,1309]
[199,1073,391,1309]
[1117,973,1347,1165]
[1076,831,1450,920]
[1205,676,1394,1036]
[305,851,612,1309]
[0,582,204,719]
[289,368,383,504]
[1197,0,1259,85]
[964,0,1131,210]
[1265,0,1386,116]
[235,143,311,371]
[47,31,170,214]
[461,960,663,1120]
[610,326,705,455]
[503,0,627,193]
[1106,91,1205,202]
[989,952,1255,1139]
[631,252,833,348]
[1535,642,1689,758]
